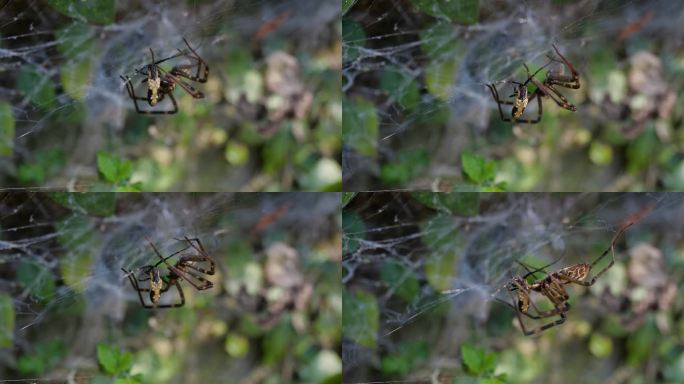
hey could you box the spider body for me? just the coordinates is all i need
[487,44,580,124]
[122,237,215,309]
[511,87,529,120]
[121,38,209,114]
[148,267,163,303]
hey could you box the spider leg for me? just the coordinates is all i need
[538,82,577,112]
[546,44,580,89]
[508,289,566,336]
[147,237,213,291]
[173,236,215,275]
[173,264,214,290]
[122,268,155,309]
[159,68,204,99]
[178,37,209,83]
[486,83,514,122]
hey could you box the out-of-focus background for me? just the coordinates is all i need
[0,0,341,191]
[0,192,342,383]
[342,192,684,383]
[343,0,684,191]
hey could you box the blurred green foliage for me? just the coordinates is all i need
[4,4,341,191]
[343,0,684,191]
[17,340,65,376]
[1,193,342,383]
[343,193,684,383]
[0,294,14,348]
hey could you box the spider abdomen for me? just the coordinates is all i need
[149,268,163,304]
[558,264,590,282]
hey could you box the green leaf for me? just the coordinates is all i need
[424,248,459,292]
[61,59,92,100]
[342,192,356,207]
[381,341,428,377]
[343,97,378,157]
[298,157,342,191]
[97,344,118,374]
[97,343,133,375]
[381,148,429,185]
[225,141,249,165]
[627,128,658,174]
[262,130,294,175]
[0,102,15,156]
[411,0,480,24]
[380,69,420,110]
[589,141,613,165]
[342,211,365,256]
[343,288,379,349]
[97,152,134,184]
[48,193,116,216]
[16,262,56,302]
[380,261,420,302]
[342,18,366,64]
[420,22,458,59]
[17,149,65,184]
[17,340,64,375]
[56,23,95,57]
[342,0,358,15]
[114,378,141,384]
[589,333,613,358]
[17,67,56,111]
[56,215,97,292]
[0,294,14,348]
[47,0,116,24]
[56,23,96,99]
[461,152,483,183]
[225,333,250,357]
[461,344,483,374]
[300,350,343,383]
[425,59,458,101]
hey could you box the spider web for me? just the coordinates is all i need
[0,0,341,191]
[342,192,683,383]
[0,191,341,382]
[342,0,684,191]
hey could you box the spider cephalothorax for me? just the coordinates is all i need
[122,236,215,309]
[486,44,580,124]
[120,38,209,114]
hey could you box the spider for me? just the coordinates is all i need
[121,236,215,309]
[500,205,652,336]
[486,44,580,124]
[119,38,209,114]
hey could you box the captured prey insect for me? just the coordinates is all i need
[498,205,652,336]
[486,44,580,124]
[121,236,215,308]
[120,38,209,114]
